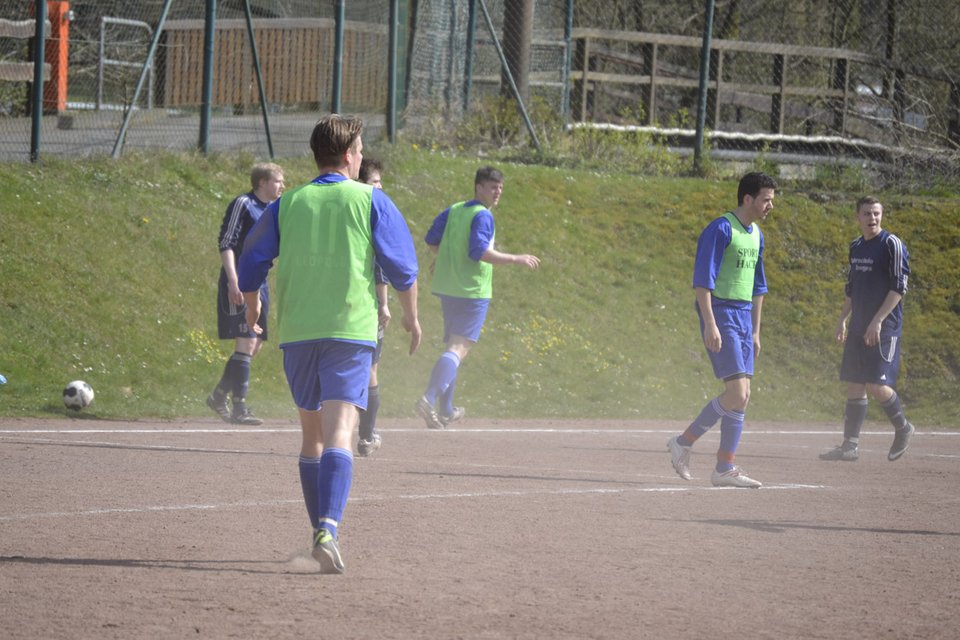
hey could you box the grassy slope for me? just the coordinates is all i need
[0,148,957,426]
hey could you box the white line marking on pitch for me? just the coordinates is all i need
[0,427,955,436]
[0,483,826,523]
[0,436,274,455]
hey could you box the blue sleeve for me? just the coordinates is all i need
[753,229,768,297]
[468,210,495,261]
[692,217,731,290]
[237,199,280,292]
[425,208,450,246]
[371,188,418,292]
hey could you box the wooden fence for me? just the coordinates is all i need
[156,18,387,110]
[570,28,960,143]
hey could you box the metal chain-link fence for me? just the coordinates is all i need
[2,0,958,176]
[568,0,960,165]
[0,0,392,161]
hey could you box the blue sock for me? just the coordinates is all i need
[315,448,353,538]
[358,385,379,440]
[298,455,323,530]
[716,408,744,473]
[424,351,460,405]
[438,377,457,417]
[679,397,724,446]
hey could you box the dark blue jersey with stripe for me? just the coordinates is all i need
[845,229,909,336]
[219,192,269,263]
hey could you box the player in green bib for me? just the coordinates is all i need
[238,115,421,574]
[666,172,777,488]
[415,167,540,429]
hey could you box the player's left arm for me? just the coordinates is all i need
[474,211,539,269]
[752,295,765,357]
[864,235,910,347]
[751,232,768,356]
[371,190,420,353]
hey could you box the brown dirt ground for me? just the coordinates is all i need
[1,416,958,639]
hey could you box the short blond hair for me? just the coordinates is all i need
[251,162,283,190]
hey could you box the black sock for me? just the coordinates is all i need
[843,398,868,443]
[358,385,380,441]
[229,352,252,400]
[881,391,908,431]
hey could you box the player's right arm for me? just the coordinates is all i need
[836,296,853,343]
[695,287,722,353]
[220,249,242,305]
[218,196,248,304]
[692,218,729,353]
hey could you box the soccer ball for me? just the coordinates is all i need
[63,380,94,410]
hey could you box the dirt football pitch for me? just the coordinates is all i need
[1,416,958,639]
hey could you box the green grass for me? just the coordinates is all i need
[1,146,957,427]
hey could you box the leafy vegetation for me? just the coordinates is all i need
[0,146,957,426]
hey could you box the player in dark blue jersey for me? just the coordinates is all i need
[667,172,777,488]
[820,196,915,462]
[357,157,388,457]
[206,163,284,425]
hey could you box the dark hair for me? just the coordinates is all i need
[310,114,363,168]
[475,166,504,185]
[359,157,383,183]
[856,195,882,211]
[737,172,777,205]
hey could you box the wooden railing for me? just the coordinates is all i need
[156,18,387,109]
[0,18,51,83]
[569,28,959,142]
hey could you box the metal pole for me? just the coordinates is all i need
[560,0,573,123]
[199,0,216,154]
[388,0,399,142]
[243,0,275,157]
[29,0,47,163]
[111,0,174,159]
[693,0,715,174]
[463,0,477,114]
[331,0,345,114]
[477,0,541,151]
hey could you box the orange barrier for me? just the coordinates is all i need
[43,0,70,113]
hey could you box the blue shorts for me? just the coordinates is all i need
[282,340,374,411]
[217,270,268,341]
[840,330,901,386]
[438,294,490,343]
[697,302,754,380]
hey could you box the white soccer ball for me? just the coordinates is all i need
[63,380,94,410]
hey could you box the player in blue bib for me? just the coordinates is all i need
[415,167,540,429]
[819,196,915,462]
[667,172,777,488]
